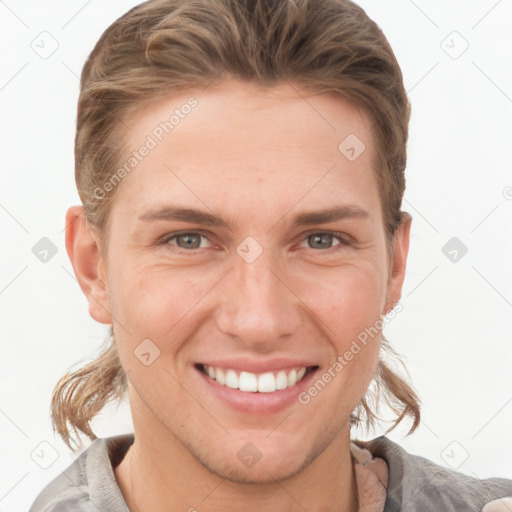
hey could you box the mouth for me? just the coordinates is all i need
[195,363,318,393]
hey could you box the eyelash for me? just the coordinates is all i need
[159,231,351,254]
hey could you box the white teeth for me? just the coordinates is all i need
[239,371,258,392]
[287,369,297,387]
[258,372,276,393]
[225,369,238,389]
[202,365,309,393]
[216,368,225,385]
[275,371,288,390]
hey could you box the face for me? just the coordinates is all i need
[72,78,410,483]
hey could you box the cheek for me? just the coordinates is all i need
[297,267,383,417]
[305,262,386,341]
[302,262,385,400]
[109,262,206,333]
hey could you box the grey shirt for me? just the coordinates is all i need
[29,434,511,511]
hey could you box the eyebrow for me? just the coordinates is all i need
[138,205,370,230]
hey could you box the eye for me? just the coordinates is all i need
[159,231,350,253]
[162,232,212,250]
[300,232,350,251]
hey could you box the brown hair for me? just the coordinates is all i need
[53,0,420,450]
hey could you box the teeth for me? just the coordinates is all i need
[258,372,275,393]
[275,371,288,390]
[239,371,258,392]
[225,369,238,389]
[216,368,226,385]
[202,365,309,393]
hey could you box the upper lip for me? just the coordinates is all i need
[197,357,317,374]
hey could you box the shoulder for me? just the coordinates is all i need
[29,434,134,512]
[354,436,512,512]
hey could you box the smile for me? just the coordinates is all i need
[200,364,311,393]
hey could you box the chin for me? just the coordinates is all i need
[203,454,308,485]
[186,434,325,485]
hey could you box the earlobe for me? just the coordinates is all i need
[383,214,412,316]
[65,206,112,324]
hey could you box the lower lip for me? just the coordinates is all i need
[195,366,319,414]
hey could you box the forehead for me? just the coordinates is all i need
[112,78,381,226]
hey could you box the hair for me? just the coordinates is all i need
[52,0,420,450]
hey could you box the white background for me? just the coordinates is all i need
[1,0,511,510]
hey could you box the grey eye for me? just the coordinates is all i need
[171,233,203,249]
[307,233,337,249]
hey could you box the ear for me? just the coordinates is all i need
[383,213,412,315]
[65,205,112,324]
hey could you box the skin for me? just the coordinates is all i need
[66,78,411,511]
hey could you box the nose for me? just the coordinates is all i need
[214,252,302,350]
